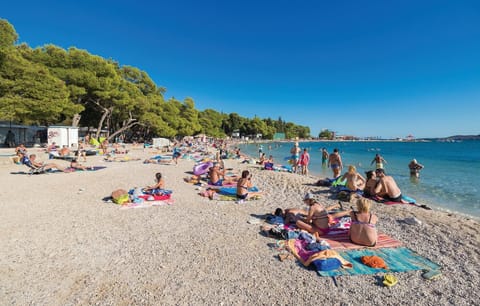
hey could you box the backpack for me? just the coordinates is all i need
[111,189,130,204]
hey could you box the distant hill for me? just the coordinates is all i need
[422,135,480,141]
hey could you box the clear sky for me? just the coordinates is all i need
[2,0,480,138]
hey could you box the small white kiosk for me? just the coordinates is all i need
[47,126,79,148]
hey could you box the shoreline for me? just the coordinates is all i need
[236,141,480,221]
[0,145,479,304]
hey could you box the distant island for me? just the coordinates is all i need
[423,135,480,141]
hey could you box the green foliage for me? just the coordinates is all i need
[319,129,334,139]
[0,19,18,48]
[0,18,313,140]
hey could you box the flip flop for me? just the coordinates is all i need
[422,269,442,280]
[383,274,398,287]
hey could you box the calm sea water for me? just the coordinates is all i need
[238,140,480,218]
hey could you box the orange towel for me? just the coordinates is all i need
[361,255,388,269]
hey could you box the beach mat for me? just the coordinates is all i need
[119,199,173,210]
[216,194,262,202]
[66,166,106,172]
[317,247,440,277]
[321,231,402,250]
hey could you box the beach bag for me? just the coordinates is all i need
[312,258,342,271]
[111,189,130,204]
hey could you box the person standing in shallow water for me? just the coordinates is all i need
[408,159,424,178]
[371,153,387,169]
[321,148,329,167]
[328,148,343,178]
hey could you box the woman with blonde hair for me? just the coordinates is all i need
[349,197,378,246]
[339,165,366,192]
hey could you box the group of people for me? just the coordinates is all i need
[289,142,310,175]
[276,193,378,247]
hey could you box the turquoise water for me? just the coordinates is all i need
[239,140,480,218]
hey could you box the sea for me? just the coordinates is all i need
[238,140,480,219]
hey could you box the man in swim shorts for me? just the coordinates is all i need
[327,148,343,178]
[374,168,408,203]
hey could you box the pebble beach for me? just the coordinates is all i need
[0,146,479,305]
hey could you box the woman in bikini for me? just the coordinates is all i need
[349,197,378,246]
[236,170,253,203]
[296,193,349,237]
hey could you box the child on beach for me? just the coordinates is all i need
[145,172,165,193]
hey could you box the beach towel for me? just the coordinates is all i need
[319,231,403,250]
[67,166,107,172]
[217,186,260,196]
[119,199,174,209]
[316,247,441,277]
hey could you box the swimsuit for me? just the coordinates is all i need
[330,163,339,169]
[208,179,223,186]
[350,212,377,246]
[384,193,403,202]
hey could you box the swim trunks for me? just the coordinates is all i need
[330,163,339,169]
[385,193,403,202]
[236,193,248,200]
[208,179,223,186]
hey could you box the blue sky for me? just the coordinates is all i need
[2,0,480,138]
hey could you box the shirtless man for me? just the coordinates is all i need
[374,168,407,203]
[208,163,237,186]
[327,148,343,178]
[22,153,68,172]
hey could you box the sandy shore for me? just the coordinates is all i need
[0,146,479,305]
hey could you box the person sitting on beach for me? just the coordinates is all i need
[371,153,387,169]
[208,163,237,186]
[59,145,71,157]
[236,170,253,203]
[374,168,408,203]
[15,143,27,155]
[363,170,378,198]
[408,159,424,178]
[339,165,366,192]
[47,142,59,158]
[22,153,68,172]
[328,148,343,178]
[257,153,267,165]
[349,197,378,247]
[144,172,165,193]
[296,193,350,237]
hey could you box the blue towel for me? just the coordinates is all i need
[317,247,440,277]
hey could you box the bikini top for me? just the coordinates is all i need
[351,212,376,228]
